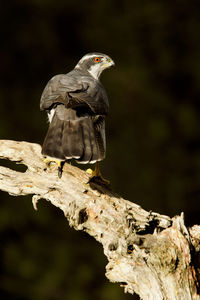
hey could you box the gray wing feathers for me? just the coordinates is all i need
[40,72,109,115]
[40,74,83,110]
[68,82,109,115]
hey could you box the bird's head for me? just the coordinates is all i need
[75,52,115,79]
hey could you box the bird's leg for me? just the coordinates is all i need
[43,158,64,178]
[87,162,110,185]
[93,161,101,177]
[57,161,64,178]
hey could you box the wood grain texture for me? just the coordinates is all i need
[0,140,200,300]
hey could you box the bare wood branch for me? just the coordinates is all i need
[0,140,200,300]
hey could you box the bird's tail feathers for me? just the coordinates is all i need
[42,110,105,164]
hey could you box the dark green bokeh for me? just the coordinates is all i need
[0,0,200,299]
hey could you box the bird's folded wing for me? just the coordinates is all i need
[40,73,108,116]
[68,83,109,115]
[40,74,84,110]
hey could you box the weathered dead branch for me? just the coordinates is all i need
[0,140,200,300]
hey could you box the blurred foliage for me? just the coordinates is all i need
[0,0,200,299]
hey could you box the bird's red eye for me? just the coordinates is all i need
[94,57,101,63]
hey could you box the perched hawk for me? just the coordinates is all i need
[40,53,114,179]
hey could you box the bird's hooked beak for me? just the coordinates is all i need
[108,58,115,67]
[102,58,115,70]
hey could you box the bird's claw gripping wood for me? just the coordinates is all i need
[86,162,110,186]
[43,158,64,178]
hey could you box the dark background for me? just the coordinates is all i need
[0,0,200,299]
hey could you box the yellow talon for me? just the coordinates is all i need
[43,157,64,178]
[87,162,110,186]
[86,168,93,175]
[43,157,51,164]
[43,158,61,165]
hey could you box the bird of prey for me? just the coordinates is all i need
[40,52,114,181]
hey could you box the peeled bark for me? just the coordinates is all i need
[0,140,199,300]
